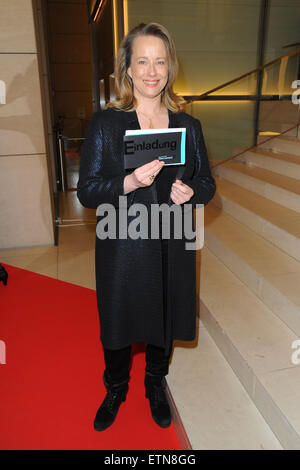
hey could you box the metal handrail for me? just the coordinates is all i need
[282,41,300,49]
[211,123,299,169]
[183,47,300,102]
[180,47,300,169]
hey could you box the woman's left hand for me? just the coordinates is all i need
[170,179,194,205]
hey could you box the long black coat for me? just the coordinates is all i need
[77,107,216,355]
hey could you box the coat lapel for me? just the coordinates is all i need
[122,110,140,131]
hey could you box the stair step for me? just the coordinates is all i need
[280,124,300,138]
[217,161,300,214]
[204,204,300,337]
[260,135,300,156]
[212,177,300,261]
[167,322,282,449]
[240,148,300,180]
[199,247,300,449]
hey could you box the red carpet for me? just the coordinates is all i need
[0,264,181,450]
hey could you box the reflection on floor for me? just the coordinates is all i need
[0,191,97,289]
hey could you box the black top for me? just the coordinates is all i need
[154,163,179,205]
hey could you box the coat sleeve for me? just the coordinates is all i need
[181,118,216,207]
[77,111,129,209]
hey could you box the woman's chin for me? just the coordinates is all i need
[141,88,164,99]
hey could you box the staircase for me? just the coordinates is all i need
[167,132,300,450]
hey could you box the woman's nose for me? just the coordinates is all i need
[147,62,157,76]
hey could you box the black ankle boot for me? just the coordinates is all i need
[94,374,129,432]
[0,264,8,286]
[145,373,171,428]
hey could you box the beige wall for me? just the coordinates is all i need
[0,0,55,250]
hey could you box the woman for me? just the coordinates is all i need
[77,22,216,432]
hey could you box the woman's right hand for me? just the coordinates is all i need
[124,159,165,194]
[132,159,165,188]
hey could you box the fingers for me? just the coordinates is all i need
[143,159,165,178]
[170,192,181,205]
[171,180,194,204]
[146,160,165,178]
[172,180,189,195]
[145,159,165,171]
[134,159,165,187]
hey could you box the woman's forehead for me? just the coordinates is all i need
[131,35,167,56]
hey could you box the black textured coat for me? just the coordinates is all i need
[77,108,216,355]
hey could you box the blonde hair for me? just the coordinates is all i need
[106,22,186,113]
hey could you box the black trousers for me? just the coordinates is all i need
[103,236,172,386]
[103,341,173,386]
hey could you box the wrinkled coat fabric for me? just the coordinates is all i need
[77,108,216,355]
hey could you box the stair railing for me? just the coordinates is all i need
[180,47,300,171]
[211,123,299,170]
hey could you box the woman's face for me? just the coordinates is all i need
[127,35,169,102]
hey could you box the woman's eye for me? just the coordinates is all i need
[157,61,165,65]
[138,60,146,64]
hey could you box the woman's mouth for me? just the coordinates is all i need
[143,80,159,87]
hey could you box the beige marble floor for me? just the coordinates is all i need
[0,191,97,289]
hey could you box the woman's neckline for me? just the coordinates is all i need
[134,108,171,131]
